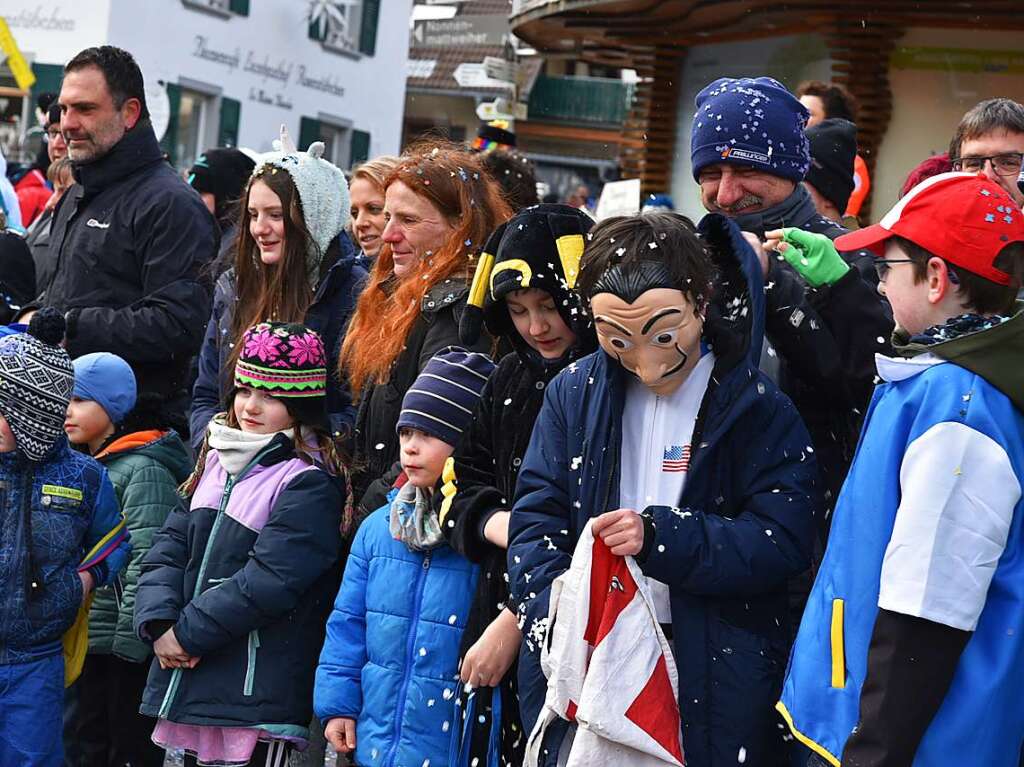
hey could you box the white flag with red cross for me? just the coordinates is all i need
[525,520,684,767]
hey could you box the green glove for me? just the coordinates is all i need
[778,227,850,288]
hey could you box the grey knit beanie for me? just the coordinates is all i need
[253,125,351,283]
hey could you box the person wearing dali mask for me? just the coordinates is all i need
[508,211,820,767]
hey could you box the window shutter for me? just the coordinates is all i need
[229,0,249,14]
[29,63,64,122]
[160,83,182,167]
[218,97,241,147]
[350,130,371,166]
[359,0,380,56]
[299,117,321,152]
[309,18,327,42]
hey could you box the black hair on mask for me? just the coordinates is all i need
[588,260,675,304]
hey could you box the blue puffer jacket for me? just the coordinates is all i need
[189,235,367,449]
[508,214,820,767]
[315,487,479,767]
[0,439,131,665]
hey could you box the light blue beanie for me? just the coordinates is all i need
[72,352,137,424]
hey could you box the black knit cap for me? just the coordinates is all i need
[805,118,857,214]
[188,148,256,226]
[461,204,596,363]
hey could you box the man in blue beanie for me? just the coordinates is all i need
[691,76,893,540]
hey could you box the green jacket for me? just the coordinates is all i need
[87,430,192,662]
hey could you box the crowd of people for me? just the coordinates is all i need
[1,42,1024,767]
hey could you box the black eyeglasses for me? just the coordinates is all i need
[951,152,1024,177]
[873,258,914,281]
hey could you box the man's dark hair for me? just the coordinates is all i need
[578,211,715,314]
[893,235,1024,316]
[65,46,150,121]
[949,98,1024,158]
[481,149,539,211]
[796,80,858,122]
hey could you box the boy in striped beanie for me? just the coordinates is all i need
[315,347,496,766]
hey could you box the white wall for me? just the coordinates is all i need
[102,0,411,159]
[4,0,113,65]
[872,27,1024,214]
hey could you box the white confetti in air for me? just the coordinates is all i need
[738,746,747,763]
[877,336,885,344]
[571,456,583,470]
[448,614,458,625]
[374,443,385,450]
[419,647,427,656]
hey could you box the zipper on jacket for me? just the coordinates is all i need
[156,448,273,720]
[385,551,432,767]
[244,628,260,696]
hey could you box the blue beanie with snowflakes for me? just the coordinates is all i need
[690,76,811,184]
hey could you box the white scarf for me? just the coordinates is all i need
[207,417,294,476]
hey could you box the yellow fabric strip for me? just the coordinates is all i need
[468,252,495,308]
[775,701,841,767]
[438,457,458,527]
[831,598,846,689]
[82,517,127,564]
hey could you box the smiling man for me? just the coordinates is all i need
[691,77,893,535]
[39,46,215,425]
[509,211,818,767]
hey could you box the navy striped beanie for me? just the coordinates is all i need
[396,347,496,448]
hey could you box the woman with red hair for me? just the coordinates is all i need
[341,142,511,512]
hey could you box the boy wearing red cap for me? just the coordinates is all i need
[772,172,1024,766]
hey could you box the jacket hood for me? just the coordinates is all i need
[72,120,165,193]
[894,303,1024,412]
[97,429,193,483]
[697,213,766,370]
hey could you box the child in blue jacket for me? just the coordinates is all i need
[315,348,496,767]
[0,309,131,766]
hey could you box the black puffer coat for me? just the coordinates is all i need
[351,279,491,514]
[41,122,216,406]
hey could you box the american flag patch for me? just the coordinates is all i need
[662,445,690,473]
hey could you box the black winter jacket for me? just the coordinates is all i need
[351,280,491,514]
[734,186,893,534]
[42,122,216,405]
[134,434,344,735]
[189,241,367,450]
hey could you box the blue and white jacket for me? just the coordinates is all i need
[779,312,1024,766]
[315,486,479,767]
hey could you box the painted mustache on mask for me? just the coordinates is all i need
[615,344,689,383]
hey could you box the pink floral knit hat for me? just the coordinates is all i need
[234,321,329,425]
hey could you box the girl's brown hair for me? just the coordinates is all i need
[340,141,511,394]
[228,168,317,374]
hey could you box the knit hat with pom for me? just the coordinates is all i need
[252,125,351,283]
[0,308,74,461]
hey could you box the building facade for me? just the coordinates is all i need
[510,0,1024,222]
[3,0,412,170]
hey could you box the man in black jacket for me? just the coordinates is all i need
[691,76,893,538]
[42,46,215,418]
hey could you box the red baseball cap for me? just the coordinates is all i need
[835,171,1024,286]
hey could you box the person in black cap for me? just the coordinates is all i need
[436,203,595,767]
[803,118,857,224]
[188,147,257,273]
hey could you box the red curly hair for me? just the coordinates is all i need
[341,142,511,394]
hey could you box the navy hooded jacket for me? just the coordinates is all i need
[508,213,820,767]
